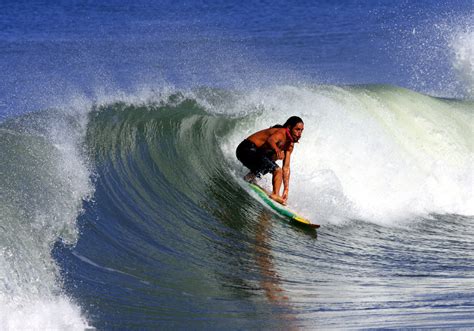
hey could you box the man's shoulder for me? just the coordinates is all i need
[269,127,286,135]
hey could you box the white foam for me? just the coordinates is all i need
[1,95,95,329]
[1,85,190,330]
[221,85,473,225]
[1,297,91,331]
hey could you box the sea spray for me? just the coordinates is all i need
[450,28,474,97]
[0,102,94,329]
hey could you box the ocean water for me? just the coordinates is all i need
[1,1,473,330]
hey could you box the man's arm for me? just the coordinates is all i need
[282,146,293,200]
[266,130,285,159]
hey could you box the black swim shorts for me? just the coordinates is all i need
[236,139,278,177]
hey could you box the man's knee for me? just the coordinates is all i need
[273,167,282,176]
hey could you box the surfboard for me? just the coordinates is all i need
[248,183,320,229]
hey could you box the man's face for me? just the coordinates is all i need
[291,122,304,142]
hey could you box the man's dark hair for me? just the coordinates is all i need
[283,116,303,128]
[272,116,304,129]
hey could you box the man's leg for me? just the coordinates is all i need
[269,167,286,204]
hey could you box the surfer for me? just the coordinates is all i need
[236,116,304,205]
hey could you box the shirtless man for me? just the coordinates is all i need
[236,116,304,204]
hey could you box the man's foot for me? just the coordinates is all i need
[269,193,287,205]
[244,173,257,184]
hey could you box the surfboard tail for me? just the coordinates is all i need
[292,215,320,228]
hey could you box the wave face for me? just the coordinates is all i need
[2,85,474,329]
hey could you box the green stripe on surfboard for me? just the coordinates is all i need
[249,183,320,228]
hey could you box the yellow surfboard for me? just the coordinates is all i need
[249,183,320,229]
